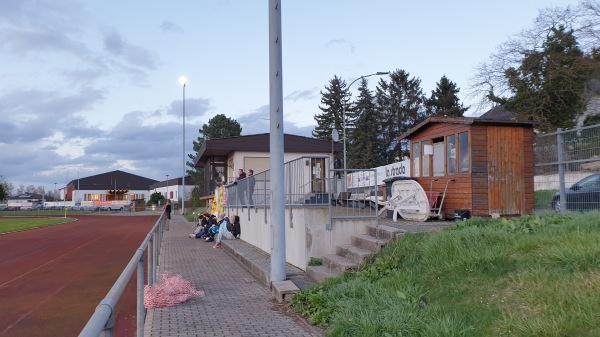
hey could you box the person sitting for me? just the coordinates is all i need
[188,213,211,238]
[230,215,241,239]
[213,212,235,248]
[205,221,219,242]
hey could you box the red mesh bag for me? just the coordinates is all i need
[144,272,204,308]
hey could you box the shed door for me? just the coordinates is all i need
[487,126,525,215]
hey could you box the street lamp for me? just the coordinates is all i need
[54,183,57,200]
[342,71,389,190]
[166,174,169,202]
[178,76,187,215]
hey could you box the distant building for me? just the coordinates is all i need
[149,176,194,202]
[6,193,43,209]
[65,170,158,203]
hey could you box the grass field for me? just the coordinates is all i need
[291,212,600,337]
[0,218,74,234]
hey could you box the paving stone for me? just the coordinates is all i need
[144,215,322,337]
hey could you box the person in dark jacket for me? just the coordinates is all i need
[164,202,172,219]
[230,215,241,238]
[237,168,247,207]
[246,169,255,207]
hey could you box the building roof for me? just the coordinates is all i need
[477,105,515,120]
[66,170,159,191]
[194,133,341,168]
[8,193,43,200]
[399,116,535,140]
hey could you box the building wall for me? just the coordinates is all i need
[225,205,371,270]
[76,189,150,203]
[227,151,334,182]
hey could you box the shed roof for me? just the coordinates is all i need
[194,133,340,168]
[399,116,535,140]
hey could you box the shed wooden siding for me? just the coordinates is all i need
[410,123,473,217]
[403,117,535,218]
[487,126,525,215]
[471,125,490,216]
[523,127,535,214]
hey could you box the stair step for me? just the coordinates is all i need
[352,234,387,253]
[306,265,341,282]
[367,224,405,241]
[322,254,359,273]
[336,244,374,265]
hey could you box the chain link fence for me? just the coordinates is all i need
[534,124,600,212]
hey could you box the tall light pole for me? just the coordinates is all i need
[178,76,187,215]
[342,71,389,191]
[54,183,57,200]
[165,174,169,202]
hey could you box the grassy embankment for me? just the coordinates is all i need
[291,212,600,337]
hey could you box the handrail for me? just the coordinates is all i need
[79,212,166,337]
[225,155,332,208]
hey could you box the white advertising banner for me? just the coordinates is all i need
[347,160,411,188]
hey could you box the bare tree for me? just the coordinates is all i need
[469,0,600,114]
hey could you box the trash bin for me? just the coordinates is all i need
[383,177,416,219]
[453,209,470,221]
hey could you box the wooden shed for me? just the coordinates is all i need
[399,117,535,218]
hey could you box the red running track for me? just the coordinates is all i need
[0,215,159,337]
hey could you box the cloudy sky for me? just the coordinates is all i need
[0,0,580,191]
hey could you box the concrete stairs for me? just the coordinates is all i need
[306,224,404,282]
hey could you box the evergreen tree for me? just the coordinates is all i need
[347,78,383,169]
[489,26,597,131]
[426,75,469,117]
[376,69,426,164]
[313,75,349,168]
[187,114,242,189]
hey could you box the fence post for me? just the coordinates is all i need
[148,237,154,286]
[137,256,145,337]
[557,128,567,212]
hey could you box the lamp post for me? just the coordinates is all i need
[166,174,169,203]
[342,71,389,190]
[54,183,57,201]
[178,76,187,215]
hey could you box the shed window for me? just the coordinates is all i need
[447,135,456,175]
[422,140,430,177]
[412,142,420,177]
[459,132,469,173]
[433,139,445,176]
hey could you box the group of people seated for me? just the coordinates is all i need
[189,212,241,248]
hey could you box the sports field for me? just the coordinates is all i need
[0,215,158,336]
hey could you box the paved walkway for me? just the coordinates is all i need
[144,215,322,337]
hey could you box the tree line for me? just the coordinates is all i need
[312,71,467,170]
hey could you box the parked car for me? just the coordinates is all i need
[30,204,44,210]
[551,173,600,211]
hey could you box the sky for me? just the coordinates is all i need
[0,0,582,193]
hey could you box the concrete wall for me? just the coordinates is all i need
[226,205,374,270]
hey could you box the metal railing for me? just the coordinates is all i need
[327,168,381,229]
[223,158,381,229]
[79,212,166,337]
[224,156,333,208]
